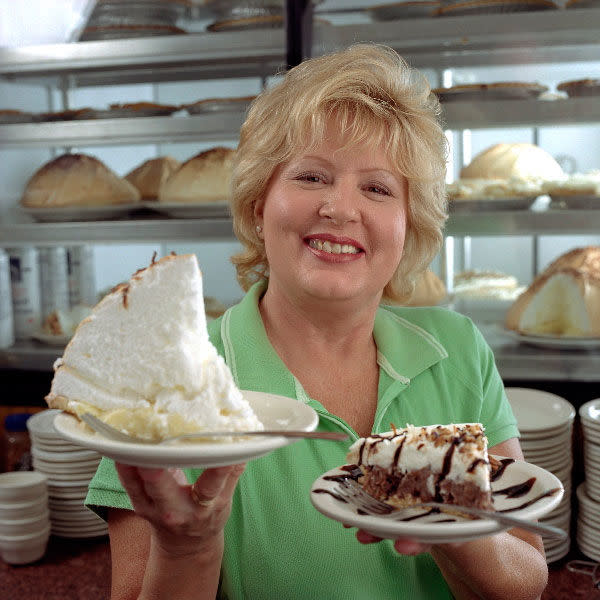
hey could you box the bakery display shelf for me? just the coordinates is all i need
[442,96,600,131]
[326,8,600,69]
[478,324,600,383]
[445,209,600,236]
[3,97,600,148]
[0,212,234,245]
[1,206,599,244]
[0,340,62,372]
[1,9,599,87]
[0,30,287,87]
[0,113,245,148]
[4,333,600,380]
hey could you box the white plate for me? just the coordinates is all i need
[20,204,144,223]
[580,399,600,426]
[149,202,230,219]
[53,390,318,468]
[27,409,64,438]
[31,331,71,346]
[310,456,563,544]
[503,329,600,349]
[32,447,100,462]
[505,387,575,432]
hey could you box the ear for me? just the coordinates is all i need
[253,200,264,227]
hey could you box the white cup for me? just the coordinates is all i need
[0,511,50,536]
[0,497,48,520]
[0,523,51,565]
[0,472,47,503]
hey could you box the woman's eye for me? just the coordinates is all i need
[366,184,391,196]
[297,172,325,184]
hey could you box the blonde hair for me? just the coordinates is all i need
[230,43,448,303]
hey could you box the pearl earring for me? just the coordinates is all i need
[256,224,262,234]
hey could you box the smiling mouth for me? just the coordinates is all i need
[307,239,362,255]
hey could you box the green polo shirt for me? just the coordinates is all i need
[86,280,519,600]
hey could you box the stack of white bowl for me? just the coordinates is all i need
[505,387,575,563]
[0,471,51,564]
[27,409,108,538]
[576,398,600,561]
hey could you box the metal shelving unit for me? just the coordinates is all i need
[2,6,600,379]
[1,207,599,245]
[4,324,599,382]
[2,97,600,148]
[1,9,599,87]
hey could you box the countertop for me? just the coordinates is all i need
[1,534,599,599]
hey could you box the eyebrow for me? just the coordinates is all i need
[295,155,401,180]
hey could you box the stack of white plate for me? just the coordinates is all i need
[505,387,575,563]
[26,409,108,538]
[576,399,600,560]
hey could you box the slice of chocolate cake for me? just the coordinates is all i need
[346,423,493,511]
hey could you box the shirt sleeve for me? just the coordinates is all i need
[471,321,520,449]
[85,456,132,521]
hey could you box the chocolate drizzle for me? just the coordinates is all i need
[493,477,536,499]
[490,458,515,482]
[497,488,561,513]
[434,434,463,502]
[467,458,488,473]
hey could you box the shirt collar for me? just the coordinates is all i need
[374,305,448,384]
[222,281,448,396]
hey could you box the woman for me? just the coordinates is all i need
[86,44,548,599]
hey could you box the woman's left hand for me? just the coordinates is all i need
[354,528,432,555]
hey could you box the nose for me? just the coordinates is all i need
[318,180,360,225]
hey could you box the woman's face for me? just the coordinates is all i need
[257,125,408,307]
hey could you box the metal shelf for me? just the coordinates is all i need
[1,9,599,87]
[0,341,62,372]
[3,324,599,381]
[0,208,234,246]
[1,206,598,245]
[446,209,600,236]
[2,97,599,148]
[326,9,600,69]
[0,31,287,87]
[442,97,600,131]
[0,113,244,148]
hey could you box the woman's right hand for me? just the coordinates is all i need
[115,462,245,558]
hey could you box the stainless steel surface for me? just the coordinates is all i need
[0,209,234,245]
[1,207,598,244]
[0,113,244,148]
[2,97,598,148]
[3,323,600,380]
[0,31,287,86]
[1,10,599,87]
[445,209,600,236]
[0,340,63,371]
[324,9,600,67]
[442,97,600,130]
[80,413,348,444]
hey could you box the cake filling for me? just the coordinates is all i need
[347,423,493,511]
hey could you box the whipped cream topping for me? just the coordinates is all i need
[347,424,491,495]
[47,254,263,440]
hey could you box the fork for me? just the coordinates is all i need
[79,413,348,444]
[331,479,567,540]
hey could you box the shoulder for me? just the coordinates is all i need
[380,304,482,347]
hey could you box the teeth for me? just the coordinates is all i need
[308,239,360,254]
